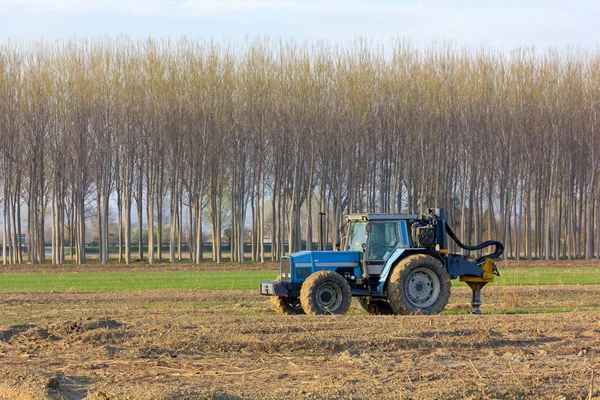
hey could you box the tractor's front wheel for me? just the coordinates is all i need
[387,254,451,315]
[300,270,352,315]
[270,275,305,315]
[270,296,305,315]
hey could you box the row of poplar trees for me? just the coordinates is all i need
[1,38,599,265]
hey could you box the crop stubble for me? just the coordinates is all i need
[0,263,599,399]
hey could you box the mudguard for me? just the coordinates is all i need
[377,248,407,294]
[376,248,447,294]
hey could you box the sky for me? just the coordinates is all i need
[0,0,598,50]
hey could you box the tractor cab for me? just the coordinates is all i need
[342,214,415,277]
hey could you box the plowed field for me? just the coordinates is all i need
[0,261,599,399]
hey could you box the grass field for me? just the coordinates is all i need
[0,270,275,291]
[0,266,598,292]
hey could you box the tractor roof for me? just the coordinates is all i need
[345,213,418,221]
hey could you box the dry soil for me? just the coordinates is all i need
[0,261,599,399]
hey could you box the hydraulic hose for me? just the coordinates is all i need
[445,222,504,264]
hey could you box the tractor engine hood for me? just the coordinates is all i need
[284,250,362,282]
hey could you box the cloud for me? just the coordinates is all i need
[0,0,598,49]
[3,0,596,28]
[0,0,167,15]
[179,0,433,15]
[0,0,442,16]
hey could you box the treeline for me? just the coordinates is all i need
[0,38,599,265]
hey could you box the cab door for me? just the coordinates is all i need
[365,221,406,275]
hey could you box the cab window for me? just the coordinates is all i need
[347,222,367,251]
[367,221,400,260]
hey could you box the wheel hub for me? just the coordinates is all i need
[404,267,441,308]
[316,282,343,311]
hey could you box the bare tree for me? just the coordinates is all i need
[1,38,599,265]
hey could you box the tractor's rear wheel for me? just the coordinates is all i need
[300,270,352,315]
[357,297,395,315]
[387,254,451,315]
[270,296,305,315]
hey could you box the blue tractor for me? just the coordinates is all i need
[260,208,503,315]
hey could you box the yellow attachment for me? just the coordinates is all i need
[459,258,495,284]
[439,249,448,255]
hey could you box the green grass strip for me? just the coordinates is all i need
[0,267,598,292]
[0,270,277,292]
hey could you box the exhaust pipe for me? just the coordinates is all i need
[318,212,326,251]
